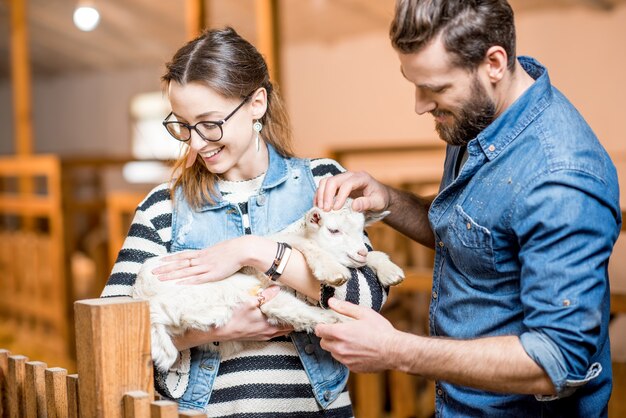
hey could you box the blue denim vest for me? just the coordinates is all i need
[170,144,349,410]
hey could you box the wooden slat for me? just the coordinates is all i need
[352,373,381,418]
[0,350,9,418]
[389,370,416,418]
[612,293,626,314]
[75,298,153,418]
[123,391,150,418]
[185,0,204,41]
[45,367,67,418]
[9,0,34,156]
[255,0,280,84]
[150,400,178,418]
[8,355,27,418]
[24,361,47,418]
[106,192,144,268]
[66,375,79,418]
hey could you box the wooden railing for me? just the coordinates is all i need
[0,298,205,418]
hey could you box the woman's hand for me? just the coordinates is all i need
[172,286,293,350]
[152,235,269,284]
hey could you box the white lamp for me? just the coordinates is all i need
[73,2,100,32]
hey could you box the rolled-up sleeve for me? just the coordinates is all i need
[514,168,620,398]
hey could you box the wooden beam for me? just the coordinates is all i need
[255,0,281,84]
[9,0,34,156]
[186,0,206,41]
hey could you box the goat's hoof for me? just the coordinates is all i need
[322,275,349,287]
[377,263,405,287]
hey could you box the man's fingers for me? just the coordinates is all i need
[328,298,368,319]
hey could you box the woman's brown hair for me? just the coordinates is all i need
[162,27,294,208]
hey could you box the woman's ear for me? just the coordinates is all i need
[249,87,268,120]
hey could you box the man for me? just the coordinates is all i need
[314,0,621,416]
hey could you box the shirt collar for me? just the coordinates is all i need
[474,56,553,160]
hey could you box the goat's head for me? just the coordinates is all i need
[304,201,388,268]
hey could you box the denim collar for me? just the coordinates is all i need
[474,56,552,161]
[197,142,289,211]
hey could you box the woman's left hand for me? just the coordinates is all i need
[152,235,264,284]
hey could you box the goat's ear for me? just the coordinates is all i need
[364,210,390,227]
[306,208,323,228]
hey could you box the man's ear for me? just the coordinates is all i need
[364,210,390,227]
[484,45,507,83]
[250,87,268,120]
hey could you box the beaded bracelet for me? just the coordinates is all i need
[264,242,292,281]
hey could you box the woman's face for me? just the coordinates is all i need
[167,81,268,181]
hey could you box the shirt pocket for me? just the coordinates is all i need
[447,204,499,280]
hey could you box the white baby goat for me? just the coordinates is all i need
[133,204,404,372]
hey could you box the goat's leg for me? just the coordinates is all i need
[284,237,351,286]
[366,251,405,286]
[260,290,348,332]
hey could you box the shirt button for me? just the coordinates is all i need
[466,222,471,230]
[304,344,315,354]
[438,241,444,248]
[323,390,331,401]
[257,194,266,206]
[488,144,496,152]
[437,388,443,396]
[432,291,438,299]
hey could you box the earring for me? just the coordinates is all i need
[253,120,263,152]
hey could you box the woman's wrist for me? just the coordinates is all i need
[241,235,278,271]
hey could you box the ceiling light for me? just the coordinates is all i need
[73,4,100,32]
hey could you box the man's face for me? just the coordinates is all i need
[399,38,496,146]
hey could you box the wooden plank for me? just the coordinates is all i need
[106,191,144,268]
[45,367,67,418]
[612,293,626,314]
[8,355,27,418]
[389,370,415,418]
[66,375,79,418]
[0,350,9,418]
[74,298,153,418]
[24,361,47,418]
[150,400,178,418]
[185,0,204,41]
[123,391,150,418]
[255,0,280,84]
[352,373,382,418]
[9,0,34,156]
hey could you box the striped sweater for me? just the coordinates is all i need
[102,158,388,417]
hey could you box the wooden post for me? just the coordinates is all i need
[185,0,205,41]
[74,298,153,418]
[0,350,9,418]
[123,391,150,418]
[255,0,281,84]
[9,0,34,156]
[66,375,80,418]
[7,356,27,418]
[150,400,178,418]
[24,361,47,418]
[45,368,68,418]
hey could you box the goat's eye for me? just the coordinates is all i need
[327,228,340,235]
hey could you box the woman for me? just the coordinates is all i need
[102,27,388,417]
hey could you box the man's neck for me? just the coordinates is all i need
[494,60,536,117]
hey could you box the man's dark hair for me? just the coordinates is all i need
[390,0,517,71]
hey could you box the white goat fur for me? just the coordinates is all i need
[133,204,404,372]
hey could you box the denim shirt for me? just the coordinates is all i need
[429,57,621,417]
[167,144,348,411]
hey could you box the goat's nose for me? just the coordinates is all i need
[357,248,368,258]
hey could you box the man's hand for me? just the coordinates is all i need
[315,171,390,213]
[314,298,401,373]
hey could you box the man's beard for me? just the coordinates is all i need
[433,77,496,147]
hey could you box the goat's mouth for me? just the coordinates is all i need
[347,254,367,267]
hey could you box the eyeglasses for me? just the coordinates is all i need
[162,96,250,143]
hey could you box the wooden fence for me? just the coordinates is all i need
[0,298,206,418]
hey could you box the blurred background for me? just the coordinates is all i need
[0,1,625,417]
